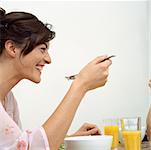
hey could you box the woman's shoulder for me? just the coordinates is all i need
[7,90,14,97]
[6,91,16,103]
[5,91,18,110]
[5,91,22,128]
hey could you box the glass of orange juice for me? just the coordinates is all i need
[103,119,120,149]
[121,117,141,150]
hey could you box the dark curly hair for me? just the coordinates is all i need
[0,7,55,56]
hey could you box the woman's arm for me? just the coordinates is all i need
[42,55,112,150]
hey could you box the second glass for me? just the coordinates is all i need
[121,117,141,150]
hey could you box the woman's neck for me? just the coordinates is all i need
[0,62,22,102]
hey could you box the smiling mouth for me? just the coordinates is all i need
[35,64,44,73]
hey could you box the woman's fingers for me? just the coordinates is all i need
[92,55,108,64]
[84,127,101,136]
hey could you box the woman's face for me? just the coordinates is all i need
[16,43,51,83]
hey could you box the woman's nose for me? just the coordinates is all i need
[44,52,51,64]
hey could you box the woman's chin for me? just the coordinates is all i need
[34,78,41,83]
[29,76,41,83]
[34,80,41,84]
[25,72,42,83]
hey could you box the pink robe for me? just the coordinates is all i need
[0,91,50,150]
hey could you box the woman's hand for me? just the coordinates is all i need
[71,123,101,136]
[74,55,112,92]
[149,80,151,88]
[146,127,151,141]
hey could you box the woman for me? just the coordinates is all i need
[0,8,112,150]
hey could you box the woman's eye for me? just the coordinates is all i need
[40,48,46,53]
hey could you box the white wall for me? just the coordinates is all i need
[0,1,149,133]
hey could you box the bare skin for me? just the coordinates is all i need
[42,56,111,150]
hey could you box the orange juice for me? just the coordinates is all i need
[122,131,141,150]
[104,125,119,148]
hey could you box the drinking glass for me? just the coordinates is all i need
[103,118,120,149]
[121,117,141,150]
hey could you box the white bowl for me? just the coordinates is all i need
[119,126,146,143]
[64,135,113,150]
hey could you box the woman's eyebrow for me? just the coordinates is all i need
[43,43,48,48]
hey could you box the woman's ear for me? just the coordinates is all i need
[4,40,19,58]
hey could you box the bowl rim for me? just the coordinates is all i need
[64,135,113,141]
